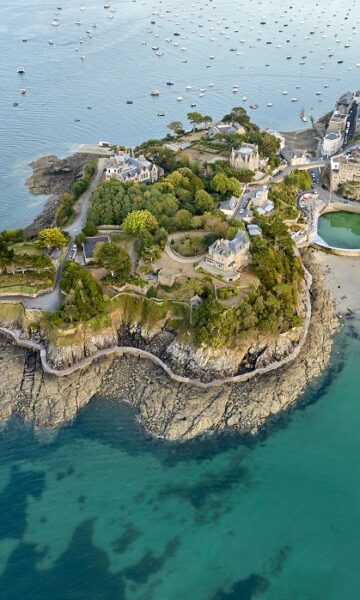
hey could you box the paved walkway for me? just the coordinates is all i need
[165,231,207,264]
[0,265,312,388]
[0,159,106,313]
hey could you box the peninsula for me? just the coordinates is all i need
[1,99,359,440]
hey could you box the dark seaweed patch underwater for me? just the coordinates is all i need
[0,321,358,600]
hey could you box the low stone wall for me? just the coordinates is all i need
[0,268,312,388]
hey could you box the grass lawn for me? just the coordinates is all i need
[0,272,54,295]
[10,242,42,256]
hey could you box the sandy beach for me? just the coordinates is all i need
[313,250,360,315]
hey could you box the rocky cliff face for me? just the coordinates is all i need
[0,251,339,440]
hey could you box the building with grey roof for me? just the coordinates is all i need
[202,230,250,281]
[230,143,259,171]
[104,150,163,184]
[83,236,110,264]
[207,121,245,139]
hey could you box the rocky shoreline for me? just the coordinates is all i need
[0,251,339,440]
[24,153,95,236]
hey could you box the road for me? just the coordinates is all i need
[270,159,328,183]
[0,158,105,312]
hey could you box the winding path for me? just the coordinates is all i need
[0,268,312,389]
[0,158,106,312]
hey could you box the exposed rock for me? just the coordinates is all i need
[24,153,95,236]
[0,251,339,439]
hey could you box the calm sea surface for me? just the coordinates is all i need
[1,1,360,598]
[1,0,360,228]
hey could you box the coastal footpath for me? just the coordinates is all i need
[0,251,338,440]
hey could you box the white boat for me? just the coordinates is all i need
[242,96,247,101]
[51,20,60,26]
[49,40,54,45]
[17,67,25,74]
[267,102,273,107]
[185,85,192,90]
[20,88,26,94]
[282,90,288,95]
[291,97,299,102]
[176,96,184,101]
[150,90,160,96]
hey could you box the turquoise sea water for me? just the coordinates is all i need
[2,1,360,597]
[0,319,359,599]
[318,211,360,249]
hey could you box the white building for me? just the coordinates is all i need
[322,132,343,157]
[220,195,241,218]
[251,186,269,208]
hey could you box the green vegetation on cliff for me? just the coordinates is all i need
[193,218,304,348]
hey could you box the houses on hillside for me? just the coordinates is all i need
[201,230,250,282]
[230,143,260,171]
[104,149,163,184]
[207,121,245,139]
[330,149,360,191]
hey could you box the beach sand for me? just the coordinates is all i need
[313,250,360,315]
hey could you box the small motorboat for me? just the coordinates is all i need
[166,81,174,86]
[250,104,259,109]
[150,90,160,96]
[157,112,165,116]
[17,67,25,74]
[126,100,134,104]
[20,88,26,95]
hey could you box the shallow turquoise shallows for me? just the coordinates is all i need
[318,211,360,249]
[0,318,359,600]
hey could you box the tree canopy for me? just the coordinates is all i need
[36,228,67,251]
[122,210,158,235]
[93,241,131,283]
[57,261,107,323]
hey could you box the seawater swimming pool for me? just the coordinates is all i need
[317,211,360,250]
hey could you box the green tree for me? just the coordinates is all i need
[122,210,158,235]
[194,189,215,214]
[36,227,67,251]
[173,209,193,230]
[187,112,204,130]
[58,261,107,323]
[93,241,131,282]
[212,173,241,197]
[167,121,184,136]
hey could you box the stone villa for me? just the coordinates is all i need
[104,149,163,184]
[207,121,245,139]
[330,149,360,191]
[230,143,259,171]
[202,230,250,281]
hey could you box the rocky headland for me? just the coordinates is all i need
[0,251,339,440]
[24,153,95,236]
